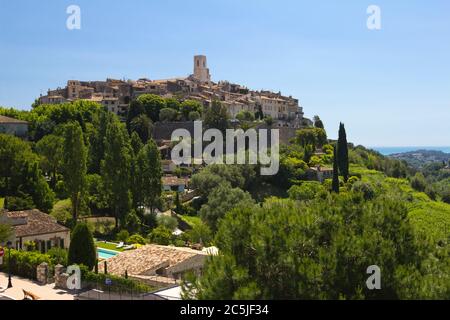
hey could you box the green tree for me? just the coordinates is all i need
[236,110,255,122]
[181,100,203,120]
[200,183,254,231]
[288,181,325,201]
[204,100,229,133]
[185,221,213,246]
[101,119,132,229]
[157,215,178,231]
[130,131,144,156]
[62,122,87,221]
[134,139,162,214]
[165,97,181,111]
[0,223,12,243]
[148,226,173,245]
[159,108,178,122]
[88,108,112,174]
[136,94,167,122]
[126,100,145,130]
[183,195,440,299]
[68,223,97,270]
[332,146,340,193]
[295,128,327,150]
[0,134,54,212]
[188,111,201,121]
[313,115,324,129]
[36,134,63,188]
[410,172,427,192]
[337,123,349,182]
[50,199,72,225]
[129,114,152,143]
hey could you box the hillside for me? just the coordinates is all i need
[389,150,450,169]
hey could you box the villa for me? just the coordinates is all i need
[98,244,208,281]
[0,115,28,138]
[162,176,189,192]
[0,209,71,252]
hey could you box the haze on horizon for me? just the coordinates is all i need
[0,0,449,147]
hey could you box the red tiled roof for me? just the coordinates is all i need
[5,209,69,237]
[0,115,28,124]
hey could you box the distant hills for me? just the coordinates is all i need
[389,149,450,168]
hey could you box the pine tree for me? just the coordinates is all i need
[337,123,349,182]
[332,146,340,193]
[68,223,97,270]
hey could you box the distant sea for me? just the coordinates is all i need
[370,146,450,156]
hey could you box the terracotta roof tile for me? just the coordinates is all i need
[5,209,69,237]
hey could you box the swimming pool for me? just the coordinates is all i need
[97,247,119,260]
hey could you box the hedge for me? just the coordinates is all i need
[79,265,152,293]
[0,249,53,280]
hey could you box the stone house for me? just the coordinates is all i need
[0,209,70,252]
[307,166,334,183]
[162,176,188,192]
[98,244,209,280]
[0,115,28,138]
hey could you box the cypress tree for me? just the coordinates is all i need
[332,146,340,193]
[68,223,97,270]
[337,123,349,182]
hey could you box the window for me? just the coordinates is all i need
[46,240,52,251]
[60,239,65,249]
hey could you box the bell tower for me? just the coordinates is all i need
[193,55,211,83]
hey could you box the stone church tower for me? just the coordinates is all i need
[193,55,211,83]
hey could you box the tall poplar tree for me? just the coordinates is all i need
[101,119,132,229]
[337,122,349,182]
[62,122,87,221]
[135,138,162,215]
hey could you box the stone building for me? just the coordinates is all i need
[0,209,70,252]
[38,55,306,124]
[0,115,28,138]
[98,244,209,281]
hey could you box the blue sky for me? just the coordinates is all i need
[0,0,449,146]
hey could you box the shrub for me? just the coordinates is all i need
[351,181,376,200]
[79,265,151,293]
[124,210,142,234]
[148,226,173,245]
[159,108,178,122]
[47,247,68,266]
[185,222,213,246]
[68,223,97,270]
[188,111,201,121]
[157,215,178,231]
[0,250,52,280]
[173,239,186,247]
[410,173,427,192]
[50,199,72,224]
[5,194,34,211]
[288,182,325,201]
[116,230,130,243]
[127,234,146,245]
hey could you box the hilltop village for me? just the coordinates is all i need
[38,55,311,128]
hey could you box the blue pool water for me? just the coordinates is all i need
[97,247,119,260]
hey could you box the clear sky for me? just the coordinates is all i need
[0,0,449,146]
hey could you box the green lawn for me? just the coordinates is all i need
[95,241,125,252]
[179,215,203,228]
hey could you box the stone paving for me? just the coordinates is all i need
[0,272,74,300]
